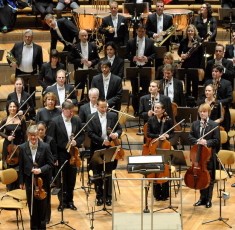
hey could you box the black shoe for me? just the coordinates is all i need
[68,203,77,210]
[231,183,235,187]
[96,198,103,206]
[206,201,212,208]
[194,200,206,206]
[106,199,112,206]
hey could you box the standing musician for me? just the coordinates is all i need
[48,101,84,211]
[44,69,78,107]
[7,77,36,121]
[87,99,122,206]
[0,100,27,190]
[99,1,129,47]
[205,64,232,150]
[19,125,54,229]
[139,80,173,123]
[91,59,123,111]
[147,102,174,201]
[178,24,204,99]
[194,3,217,42]
[126,23,155,116]
[188,103,220,208]
[145,0,173,51]
[45,14,79,52]
[159,64,185,106]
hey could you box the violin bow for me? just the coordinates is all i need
[65,82,81,101]
[108,107,135,118]
[197,125,219,142]
[109,107,127,134]
[19,90,38,111]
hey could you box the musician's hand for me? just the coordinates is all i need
[153,33,159,39]
[233,57,235,65]
[54,160,59,166]
[133,56,138,62]
[108,27,115,33]
[10,62,18,69]
[103,140,110,146]
[197,139,207,146]
[71,139,77,147]
[86,61,92,67]
[159,135,166,141]
[64,0,71,4]
[32,168,41,175]
[20,184,25,190]
[8,135,15,141]
[181,54,188,60]
[140,56,148,63]
[109,132,118,140]
[148,110,154,117]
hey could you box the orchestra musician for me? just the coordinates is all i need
[99,1,129,47]
[7,77,36,121]
[139,80,173,123]
[19,125,54,229]
[87,99,122,206]
[44,69,78,107]
[55,0,79,19]
[205,64,232,150]
[0,100,27,190]
[126,23,155,116]
[91,59,123,111]
[189,103,220,208]
[48,101,84,212]
[159,64,186,106]
[38,49,65,93]
[79,88,99,126]
[205,44,235,88]
[194,3,217,42]
[145,0,173,51]
[224,30,235,70]
[178,24,204,99]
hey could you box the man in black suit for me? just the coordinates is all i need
[48,101,84,211]
[189,103,220,208]
[205,64,232,149]
[44,69,77,107]
[225,31,235,69]
[159,64,186,106]
[205,44,235,88]
[91,59,123,111]
[79,87,99,125]
[45,14,78,52]
[139,80,173,123]
[145,0,173,51]
[19,125,54,230]
[87,99,122,206]
[126,23,155,115]
[99,1,129,46]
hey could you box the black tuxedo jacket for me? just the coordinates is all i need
[225,44,235,59]
[69,42,100,70]
[78,102,91,125]
[7,91,36,120]
[145,13,173,38]
[38,62,65,90]
[48,115,84,162]
[91,73,123,111]
[126,37,156,67]
[159,78,186,106]
[87,111,122,153]
[139,94,173,122]
[205,58,235,86]
[19,140,54,185]
[50,18,78,51]
[44,83,77,106]
[10,42,43,73]
[99,14,129,45]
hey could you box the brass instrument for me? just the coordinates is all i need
[105,25,113,31]
[6,51,17,64]
[154,24,177,47]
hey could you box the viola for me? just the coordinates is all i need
[6,143,19,166]
[34,177,47,200]
[68,133,81,167]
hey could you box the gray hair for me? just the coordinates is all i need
[89,88,99,97]
[24,29,33,36]
[27,125,38,134]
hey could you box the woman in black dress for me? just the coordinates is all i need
[0,100,27,190]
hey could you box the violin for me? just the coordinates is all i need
[6,140,20,166]
[68,133,81,167]
[34,177,47,200]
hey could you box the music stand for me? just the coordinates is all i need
[118,46,127,60]
[88,146,118,216]
[202,42,217,68]
[126,67,152,134]
[176,107,198,129]
[0,50,4,61]
[18,74,39,94]
[58,51,69,73]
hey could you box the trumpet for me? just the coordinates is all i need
[6,51,17,64]
[154,24,177,47]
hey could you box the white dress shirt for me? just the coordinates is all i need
[19,43,33,73]
[103,72,111,98]
[80,42,89,69]
[62,113,72,141]
[57,84,65,106]
[136,37,145,66]
[98,112,108,140]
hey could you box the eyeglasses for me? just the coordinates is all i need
[215,50,223,52]
[57,77,65,79]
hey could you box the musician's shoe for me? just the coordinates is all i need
[206,201,212,208]
[96,198,103,206]
[68,203,77,211]
[231,183,235,187]
[194,200,206,206]
[106,199,112,206]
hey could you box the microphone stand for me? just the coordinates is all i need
[48,160,75,230]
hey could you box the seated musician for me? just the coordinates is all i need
[44,69,78,107]
[225,30,235,71]
[145,0,173,52]
[91,59,123,111]
[99,1,129,47]
[188,103,220,208]
[159,64,185,106]
[139,80,173,124]
[87,99,122,206]
[55,0,79,19]
[147,102,174,201]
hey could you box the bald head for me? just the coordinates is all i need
[79,30,88,43]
